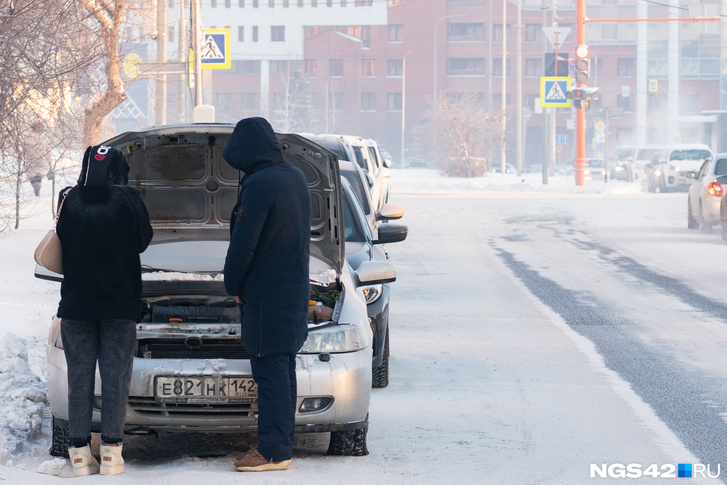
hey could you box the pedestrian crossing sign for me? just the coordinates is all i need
[540,76,571,108]
[201,28,231,70]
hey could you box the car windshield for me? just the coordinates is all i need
[310,137,349,162]
[669,149,711,161]
[341,170,371,215]
[636,148,662,161]
[352,146,367,170]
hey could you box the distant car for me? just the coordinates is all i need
[39,124,397,458]
[342,135,390,213]
[688,154,727,232]
[491,163,516,174]
[559,159,606,181]
[339,167,407,388]
[364,138,392,206]
[646,144,712,193]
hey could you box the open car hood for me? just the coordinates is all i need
[104,124,343,275]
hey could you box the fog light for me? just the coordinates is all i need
[299,397,333,413]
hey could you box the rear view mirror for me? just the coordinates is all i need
[373,224,408,245]
[376,203,404,221]
[355,261,396,285]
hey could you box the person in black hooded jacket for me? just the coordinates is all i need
[55,145,152,477]
[223,117,311,472]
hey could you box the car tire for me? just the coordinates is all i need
[372,328,389,389]
[658,175,667,193]
[50,415,70,457]
[699,203,712,233]
[327,416,369,456]
[687,197,699,229]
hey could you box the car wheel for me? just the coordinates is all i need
[371,328,389,389]
[658,175,667,193]
[699,203,712,233]
[327,416,369,456]
[687,197,699,229]
[50,415,70,457]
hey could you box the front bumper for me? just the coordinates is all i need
[47,341,372,434]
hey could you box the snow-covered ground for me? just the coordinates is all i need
[0,168,722,483]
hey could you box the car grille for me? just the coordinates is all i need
[128,396,257,416]
[136,338,249,359]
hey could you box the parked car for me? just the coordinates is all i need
[558,159,606,181]
[645,144,712,193]
[490,163,516,174]
[364,138,392,206]
[342,135,390,213]
[339,160,407,388]
[37,124,397,458]
[688,154,727,232]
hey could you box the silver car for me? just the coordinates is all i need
[688,154,727,232]
[37,124,396,458]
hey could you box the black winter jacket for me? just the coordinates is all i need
[223,117,311,357]
[56,145,153,322]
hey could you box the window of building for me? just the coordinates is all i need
[327,0,333,5]
[225,0,231,6]
[311,0,317,5]
[298,0,303,6]
[493,24,510,43]
[238,26,244,42]
[283,0,289,6]
[387,59,403,77]
[167,26,175,43]
[492,58,510,77]
[252,26,258,42]
[525,24,541,42]
[617,58,635,77]
[617,93,632,112]
[447,22,485,42]
[524,58,541,77]
[362,92,376,111]
[330,58,343,77]
[680,93,700,114]
[271,26,285,42]
[253,0,258,7]
[388,24,403,43]
[211,0,217,6]
[232,60,261,73]
[270,60,289,74]
[355,0,372,5]
[168,0,175,6]
[241,93,258,110]
[304,59,317,77]
[239,0,245,6]
[446,58,485,76]
[387,93,403,111]
[362,59,375,77]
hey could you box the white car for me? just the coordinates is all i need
[688,154,727,232]
[647,143,712,193]
[341,135,389,213]
[37,124,396,458]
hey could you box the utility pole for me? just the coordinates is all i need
[178,0,187,123]
[500,0,507,173]
[155,0,167,126]
[516,0,522,175]
[574,0,586,186]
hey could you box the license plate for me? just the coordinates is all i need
[154,376,257,403]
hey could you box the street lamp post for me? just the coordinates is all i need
[433,13,469,113]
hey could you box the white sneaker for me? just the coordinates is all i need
[99,444,124,475]
[68,445,100,477]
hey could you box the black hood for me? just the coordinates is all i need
[222,117,285,173]
[78,145,129,187]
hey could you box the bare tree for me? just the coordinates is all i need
[77,0,129,146]
[431,93,505,178]
[272,61,316,133]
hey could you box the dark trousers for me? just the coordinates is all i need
[250,353,297,461]
[60,318,136,445]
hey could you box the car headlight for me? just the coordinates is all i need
[670,165,679,172]
[614,166,624,172]
[299,324,365,353]
[654,169,662,176]
[361,284,383,304]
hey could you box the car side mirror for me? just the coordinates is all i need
[376,203,404,221]
[373,224,408,245]
[715,175,727,185]
[355,261,396,285]
[365,172,374,188]
[383,157,392,169]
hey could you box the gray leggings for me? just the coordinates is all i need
[60,319,136,445]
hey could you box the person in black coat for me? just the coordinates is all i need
[56,145,152,476]
[223,117,311,472]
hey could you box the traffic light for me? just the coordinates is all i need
[574,45,589,85]
[566,86,599,110]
